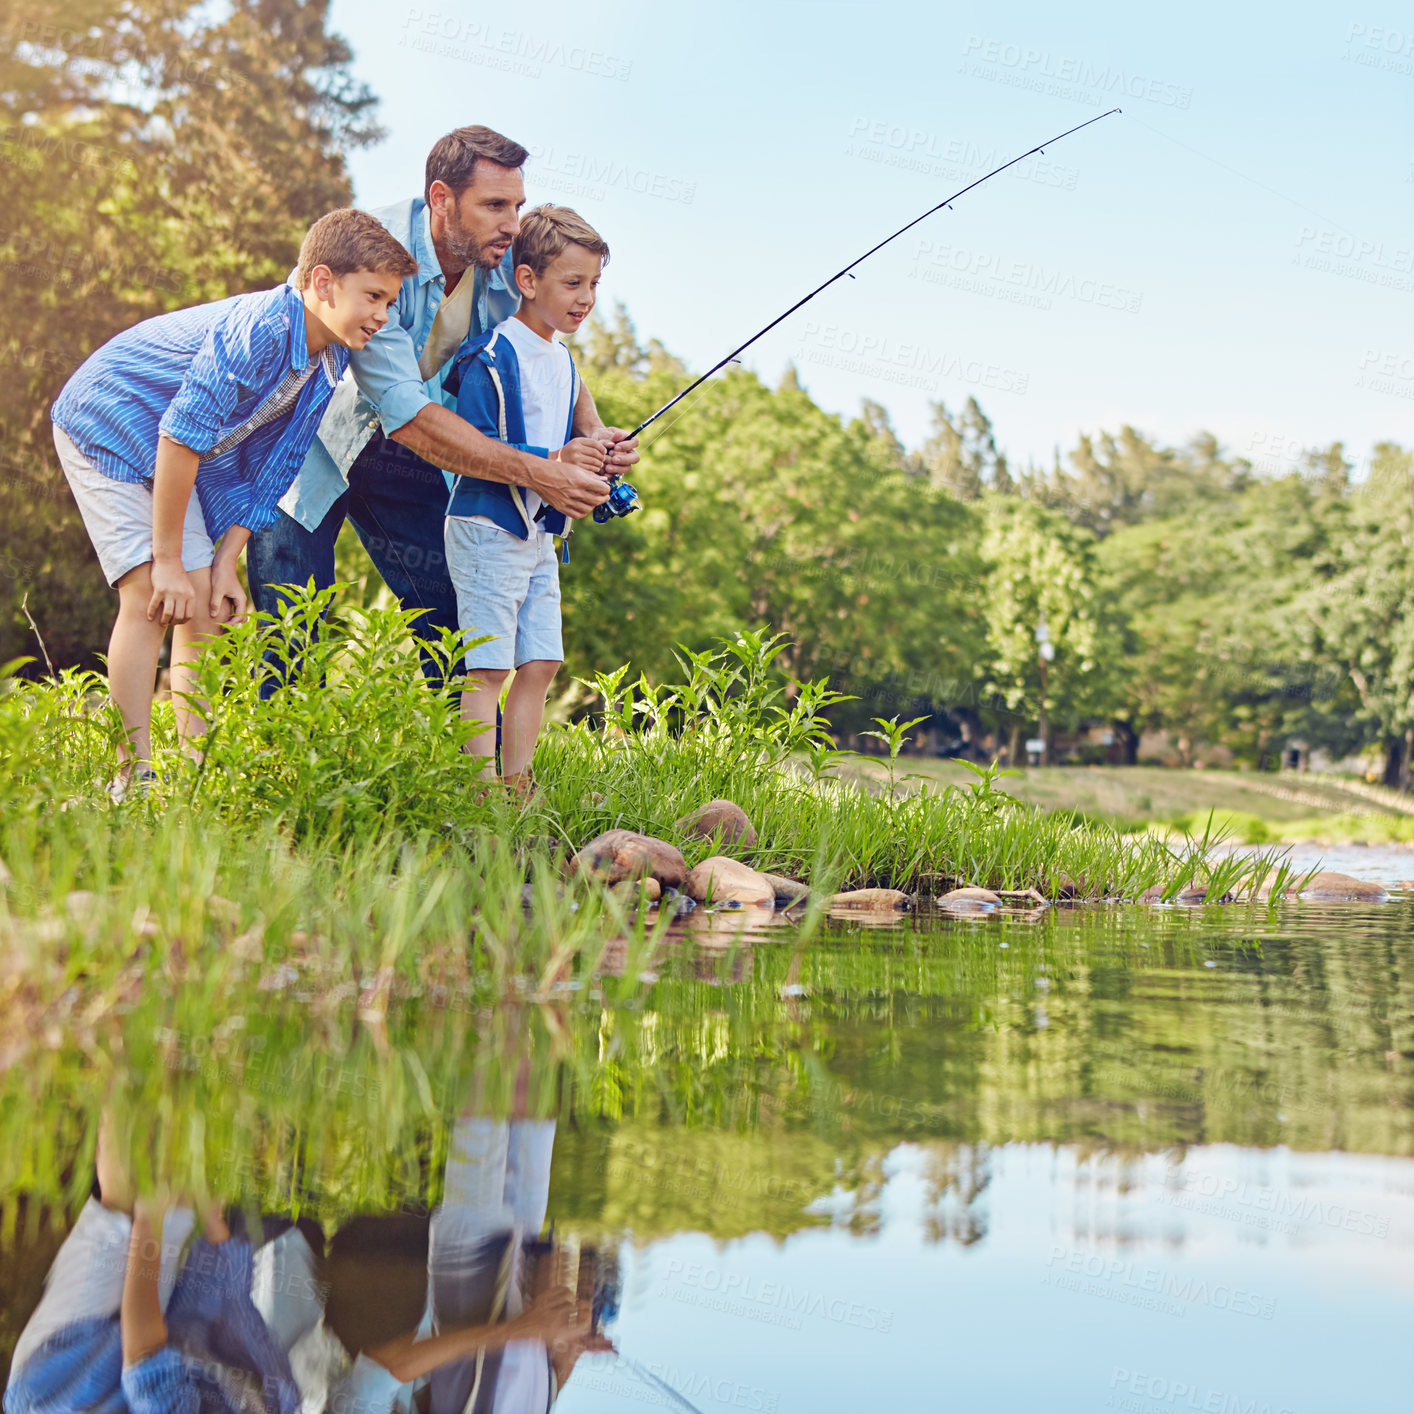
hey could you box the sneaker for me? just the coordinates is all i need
[106,766,158,804]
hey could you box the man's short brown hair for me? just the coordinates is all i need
[424,125,529,203]
[295,209,418,290]
[512,204,610,279]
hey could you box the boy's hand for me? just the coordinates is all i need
[209,558,248,624]
[148,559,196,626]
[591,426,640,473]
[504,1288,578,1345]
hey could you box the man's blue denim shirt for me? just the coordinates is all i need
[277,195,520,531]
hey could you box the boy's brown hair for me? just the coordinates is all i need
[512,204,610,280]
[295,209,419,290]
[424,125,529,202]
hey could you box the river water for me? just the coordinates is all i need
[2,898,1410,1411]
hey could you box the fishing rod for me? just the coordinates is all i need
[592,106,1121,524]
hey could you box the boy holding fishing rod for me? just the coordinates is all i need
[49,209,418,802]
[442,205,612,798]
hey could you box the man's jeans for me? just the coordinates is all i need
[248,431,461,694]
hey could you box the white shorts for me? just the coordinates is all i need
[53,423,215,587]
[445,518,563,670]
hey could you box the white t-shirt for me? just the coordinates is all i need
[495,315,574,528]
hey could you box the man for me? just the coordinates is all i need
[247,125,637,686]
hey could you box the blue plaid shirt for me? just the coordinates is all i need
[52,284,347,540]
[4,1237,299,1414]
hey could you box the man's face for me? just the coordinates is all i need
[433,163,525,273]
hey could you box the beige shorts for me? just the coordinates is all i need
[53,423,215,586]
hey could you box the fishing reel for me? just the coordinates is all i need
[593,473,641,524]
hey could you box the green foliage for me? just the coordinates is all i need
[1095,443,1401,768]
[180,585,490,842]
[1,0,381,670]
[981,497,1123,738]
[916,396,1015,499]
[953,758,1023,813]
[557,307,989,740]
[0,594,1294,936]
[1021,427,1252,534]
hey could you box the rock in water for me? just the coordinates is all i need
[1297,871,1389,902]
[938,887,1003,911]
[611,876,662,903]
[570,830,687,888]
[675,800,758,848]
[684,855,777,907]
[761,873,810,907]
[828,888,910,911]
[1139,882,1209,904]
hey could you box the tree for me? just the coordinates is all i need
[1,0,382,669]
[1097,450,1372,769]
[917,397,1012,500]
[980,499,1122,761]
[1285,443,1414,784]
[1021,427,1251,536]
[554,312,991,738]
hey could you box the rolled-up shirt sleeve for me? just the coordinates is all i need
[158,304,284,453]
[121,1347,199,1414]
[348,314,432,437]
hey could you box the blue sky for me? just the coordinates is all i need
[327,0,1414,474]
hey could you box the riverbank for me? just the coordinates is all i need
[0,597,1328,1032]
[848,758,1414,844]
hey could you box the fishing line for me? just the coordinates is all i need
[640,360,741,450]
[625,108,1122,443]
[618,1354,710,1414]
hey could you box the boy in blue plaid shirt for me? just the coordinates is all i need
[51,209,417,800]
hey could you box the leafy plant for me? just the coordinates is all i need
[952,757,1024,814]
[177,584,492,843]
[860,714,929,801]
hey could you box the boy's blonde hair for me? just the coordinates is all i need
[295,209,419,290]
[512,204,610,279]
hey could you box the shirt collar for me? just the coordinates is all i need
[283,282,310,373]
[414,201,442,287]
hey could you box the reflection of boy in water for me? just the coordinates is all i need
[4,1111,328,1414]
[335,1110,612,1413]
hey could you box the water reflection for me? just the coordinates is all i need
[3,901,1413,1410]
[6,1104,618,1413]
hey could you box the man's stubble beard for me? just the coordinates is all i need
[443,205,505,274]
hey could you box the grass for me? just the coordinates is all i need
[1,590,1310,1036]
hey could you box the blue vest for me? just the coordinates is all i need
[444,327,579,556]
